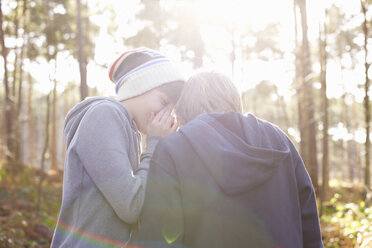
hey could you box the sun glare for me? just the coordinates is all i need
[2,0,365,105]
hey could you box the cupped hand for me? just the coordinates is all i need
[146,106,179,137]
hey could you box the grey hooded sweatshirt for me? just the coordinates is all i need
[51,97,160,248]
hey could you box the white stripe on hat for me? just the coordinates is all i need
[116,62,185,101]
[115,57,171,93]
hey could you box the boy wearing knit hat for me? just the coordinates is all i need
[51,48,185,248]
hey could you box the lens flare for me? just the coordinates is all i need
[54,219,142,248]
[161,226,181,244]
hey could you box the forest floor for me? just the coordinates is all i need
[0,164,62,248]
[0,163,371,248]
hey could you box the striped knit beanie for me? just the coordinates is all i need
[108,47,186,101]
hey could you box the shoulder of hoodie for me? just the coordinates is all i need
[248,113,289,141]
[252,114,301,162]
[82,97,133,126]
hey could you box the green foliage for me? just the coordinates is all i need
[326,4,361,62]
[321,193,372,247]
[21,0,98,61]
[242,80,294,132]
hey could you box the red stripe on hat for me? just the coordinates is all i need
[109,47,147,82]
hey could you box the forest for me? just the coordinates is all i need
[0,0,371,247]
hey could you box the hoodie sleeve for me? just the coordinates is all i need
[295,156,324,248]
[136,139,184,247]
[75,102,146,224]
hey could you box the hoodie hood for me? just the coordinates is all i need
[179,112,290,195]
[64,97,135,147]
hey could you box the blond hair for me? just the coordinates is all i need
[176,71,242,124]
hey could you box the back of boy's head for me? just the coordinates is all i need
[108,47,185,102]
[176,71,242,124]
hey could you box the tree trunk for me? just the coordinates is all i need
[11,0,19,98]
[348,139,355,183]
[27,73,35,168]
[0,0,13,163]
[297,0,319,193]
[61,87,70,166]
[13,0,28,163]
[352,102,361,183]
[295,0,308,157]
[341,94,352,182]
[77,0,88,100]
[319,10,329,207]
[51,59,58,170]
[356,143,362,183]
[361,0,371,195]
[0,105,5,161]
[293,0,303,152]
[37,92,51,213]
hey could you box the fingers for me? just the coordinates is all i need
[147,105,178,137]
[153,106,171,123]
[152,108,165,123]
[159,106,172,124]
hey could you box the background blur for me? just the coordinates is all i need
[0,0,371,247]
